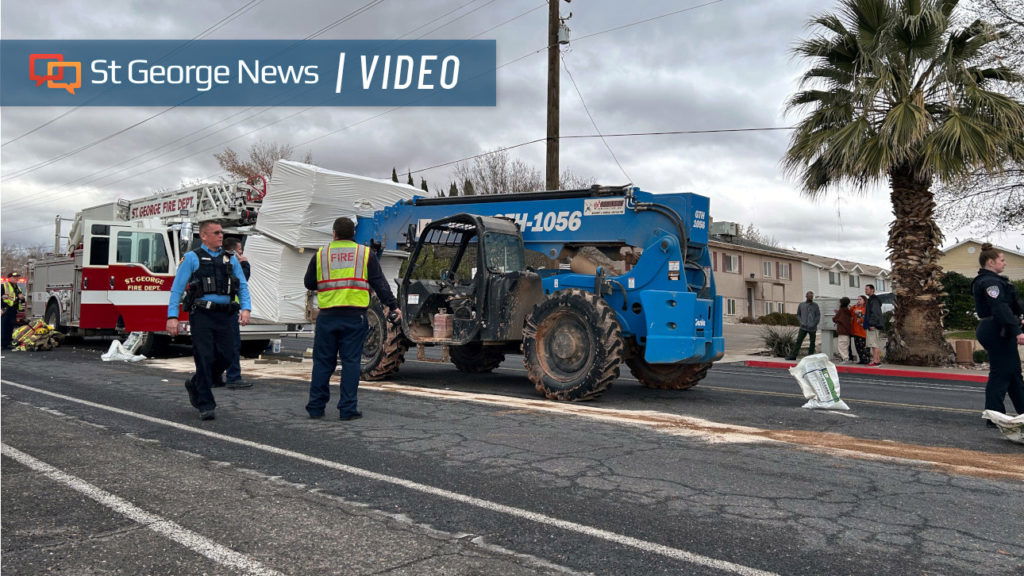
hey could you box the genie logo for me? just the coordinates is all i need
[29,53,82,94]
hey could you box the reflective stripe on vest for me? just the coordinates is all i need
[316,240,370,309]
[2,283,15,307]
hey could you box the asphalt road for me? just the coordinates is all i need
[2,337,1022,576]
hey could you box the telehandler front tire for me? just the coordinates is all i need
[523,289,623,401]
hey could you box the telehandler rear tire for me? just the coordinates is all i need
[626,357,711,390]
[361,296,408,380]
[450,341,505,373]
[523,289,623,401]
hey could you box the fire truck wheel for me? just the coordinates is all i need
[625,357,711,390]
[523,289,623,401]
[450,342,505,373]
[136,332,172,358]
[361,296,408,380]
[240,340,271,358]
[44,301,67,333]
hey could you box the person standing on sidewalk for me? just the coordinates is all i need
[221,236,252,390]
[864,284,884,366]
[850,295,868,364]
[832,296,854,363]
[304,217,400,421]
[787,291,820,361]
[971,243,1024,422]
[167,221,251,421]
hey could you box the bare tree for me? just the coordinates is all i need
[214,141,313,183]
[2,243,50,275]
[453,148,593,195]
[936,0,1024,233]
[739,223,780,248]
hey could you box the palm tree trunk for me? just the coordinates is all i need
[886,166,954,366]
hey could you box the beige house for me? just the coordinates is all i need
[709,238,805,320]
[939,239,1024,280]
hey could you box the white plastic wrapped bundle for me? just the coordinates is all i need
[788,353,850,410]
[244,235,313,323]
[254,160,420,248]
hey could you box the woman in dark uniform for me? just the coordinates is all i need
[972,243,1024,422]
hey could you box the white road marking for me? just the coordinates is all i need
[1,442,283,576]
[2,379,779,576]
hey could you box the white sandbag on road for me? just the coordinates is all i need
[789,353,850,410]
[982,410,1024,444]
[101,337,146,362]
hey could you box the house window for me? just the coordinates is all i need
[764,302,772,315]
[829,271,841,285]
[726,298,736,316]
[778,262,791,280]
[723,254,739,273]
[849,275,860,288]
[877,280,885,291]
[776,302,785,313]
[762,261,772,278]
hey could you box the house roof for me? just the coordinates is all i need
[786,250,890,277]
[942,238,1024,259]
[709,236,802,259]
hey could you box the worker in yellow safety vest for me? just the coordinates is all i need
[2,272,25,351]
[303,217,400,421]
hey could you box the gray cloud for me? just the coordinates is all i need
[3,0,1021,266]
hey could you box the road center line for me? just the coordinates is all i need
[1,379,779,576]
[0,442,283,576]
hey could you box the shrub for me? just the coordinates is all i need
[738,315,758,324]
[760,325,799,357]
[758,312,799,326]
[973,349,989,364]
[941,271,978,330]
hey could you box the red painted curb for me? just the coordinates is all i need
[744,360,988,383]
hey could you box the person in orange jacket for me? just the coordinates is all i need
[850,295,868,365]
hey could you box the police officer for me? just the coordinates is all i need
[166,221,252,421]
[972,242,1024,424]
[2,271,25,350]
[221,236,252,389]
[304,217,399,421]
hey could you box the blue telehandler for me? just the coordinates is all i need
[353,185,724,400]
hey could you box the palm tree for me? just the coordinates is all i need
[784,0,1024,366]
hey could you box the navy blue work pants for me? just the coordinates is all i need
[306,313,368,418]
[189,308,238,412]
[1,307,14,349]
[226,321,242,382]
[977,319,1024,414]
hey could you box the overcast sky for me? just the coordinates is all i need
[3,0,1022,268]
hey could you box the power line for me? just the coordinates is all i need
[560,53,631,184]
[0,0,384,183]
[4,1,542,207]
[402,126,793,177]
[5,0,726,200]
[0,0,266,148]
[0,126,792,237]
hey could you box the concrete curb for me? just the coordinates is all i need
[744,359,988,384]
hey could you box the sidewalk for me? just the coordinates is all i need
[720,351,988,383]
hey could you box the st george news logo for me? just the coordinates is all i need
[29,54,81,94]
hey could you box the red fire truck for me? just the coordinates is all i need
[26,179,310,356]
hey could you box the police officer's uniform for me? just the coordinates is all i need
[168,246,251,416]
[972,268,1024,415]
[303,239,397,420]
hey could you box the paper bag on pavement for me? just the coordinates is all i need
[789,353,850,410]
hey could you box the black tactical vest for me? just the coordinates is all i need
[186,248,239,300]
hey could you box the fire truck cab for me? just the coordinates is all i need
[27,180,309,356]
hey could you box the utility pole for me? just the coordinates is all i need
[545,0,562,191]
